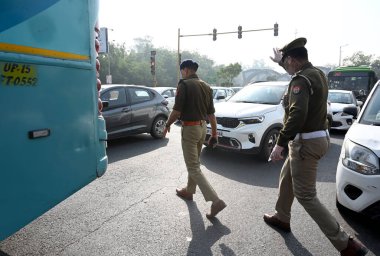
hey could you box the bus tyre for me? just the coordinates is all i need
[259,129,279,161]
[151,116,166,139]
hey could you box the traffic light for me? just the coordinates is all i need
[238,25,242,39]
[150,55,155,75]
[213,28,217,41]
[274,23,278,36]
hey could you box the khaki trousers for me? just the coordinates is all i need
[275,136,349,251]
[181,122,219,202]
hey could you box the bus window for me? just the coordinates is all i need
[327,66,378,102]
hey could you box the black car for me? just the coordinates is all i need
[100,84,170,139]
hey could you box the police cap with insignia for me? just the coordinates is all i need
[280,37,307,62]
[180,59,199,71]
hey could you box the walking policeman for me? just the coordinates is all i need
[264,38,368,256]
[164,59,226,219]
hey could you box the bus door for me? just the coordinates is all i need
[0,0,107,241]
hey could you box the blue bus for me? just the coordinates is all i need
[0,0,107,240]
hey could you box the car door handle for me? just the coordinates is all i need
[121,107,131,112]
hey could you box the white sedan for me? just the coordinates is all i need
[328,90,362,130]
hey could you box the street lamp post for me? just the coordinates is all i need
[339,44,348,66]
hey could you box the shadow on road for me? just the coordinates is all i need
[200,147,282,188]
[281,232,314,256]
[0,250,10,256]
[106,134,169,164]
[337,207,380,254]
[185,200,234,256]
[200,132,345,187]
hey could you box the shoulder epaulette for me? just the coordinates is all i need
[291,72,314,95]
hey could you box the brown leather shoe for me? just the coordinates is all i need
[206,200,227,219]
[263,213,291,232]
[340,236,368,256]
[176,188,193,201]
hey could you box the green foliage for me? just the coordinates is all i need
[217,63,242,86]
[343,51,380,78]
[98,37,220,87]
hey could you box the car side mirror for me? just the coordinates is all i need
[343,106,358,119]
[102,101,109,108]
[163,95,169,99]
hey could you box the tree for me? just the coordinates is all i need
[343,51,380,78]
[343,51,373,66]
[217,63,242,86]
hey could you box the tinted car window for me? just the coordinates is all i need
[162,89,173,98]
[101,87,127,108]
[359,85,380,125]
[129,88,152,104]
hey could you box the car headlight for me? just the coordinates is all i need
[341,139,379,175]
[237,116,265,127]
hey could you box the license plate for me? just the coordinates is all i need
[207,128,223,137]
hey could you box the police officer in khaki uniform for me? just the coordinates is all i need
[164,59,226,218]
[264,38,368,256]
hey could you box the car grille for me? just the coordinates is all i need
[205,134,241,150]
[332,121,343,127]
[216,117,240,128]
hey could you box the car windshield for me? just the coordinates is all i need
[359,84,380,126]
[229,84,287,104]
[328,92,353,104]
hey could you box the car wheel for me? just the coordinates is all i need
[259,129,279,161]
[150,116,166,139]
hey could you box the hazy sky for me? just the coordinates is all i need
[99,0,379,71]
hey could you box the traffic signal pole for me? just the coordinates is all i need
[177,23,279,80]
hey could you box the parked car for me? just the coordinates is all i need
[100,84,170,140]
[211,86,235,103]
[151,86,176,111]
[336,80,380,221]
[205,81,289,160]
[231,86,243,93]
[328,89,363,130]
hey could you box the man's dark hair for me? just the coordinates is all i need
[286,47,308,61]
[180,59,199,71]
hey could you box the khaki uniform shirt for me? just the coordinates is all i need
[277,62,328,147]
[173,74,215,121]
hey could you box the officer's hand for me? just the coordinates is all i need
[269,144,284,162]
[163,126,170,137]
[269,48,282,63]
[208,135,218,148]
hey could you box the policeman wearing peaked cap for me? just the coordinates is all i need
[264,38,368,255]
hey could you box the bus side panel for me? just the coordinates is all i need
[0,0,107,241]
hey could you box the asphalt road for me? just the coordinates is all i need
[1,126,379,256]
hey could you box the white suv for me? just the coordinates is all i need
[205,81,288,160]
[336,80,380,220]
